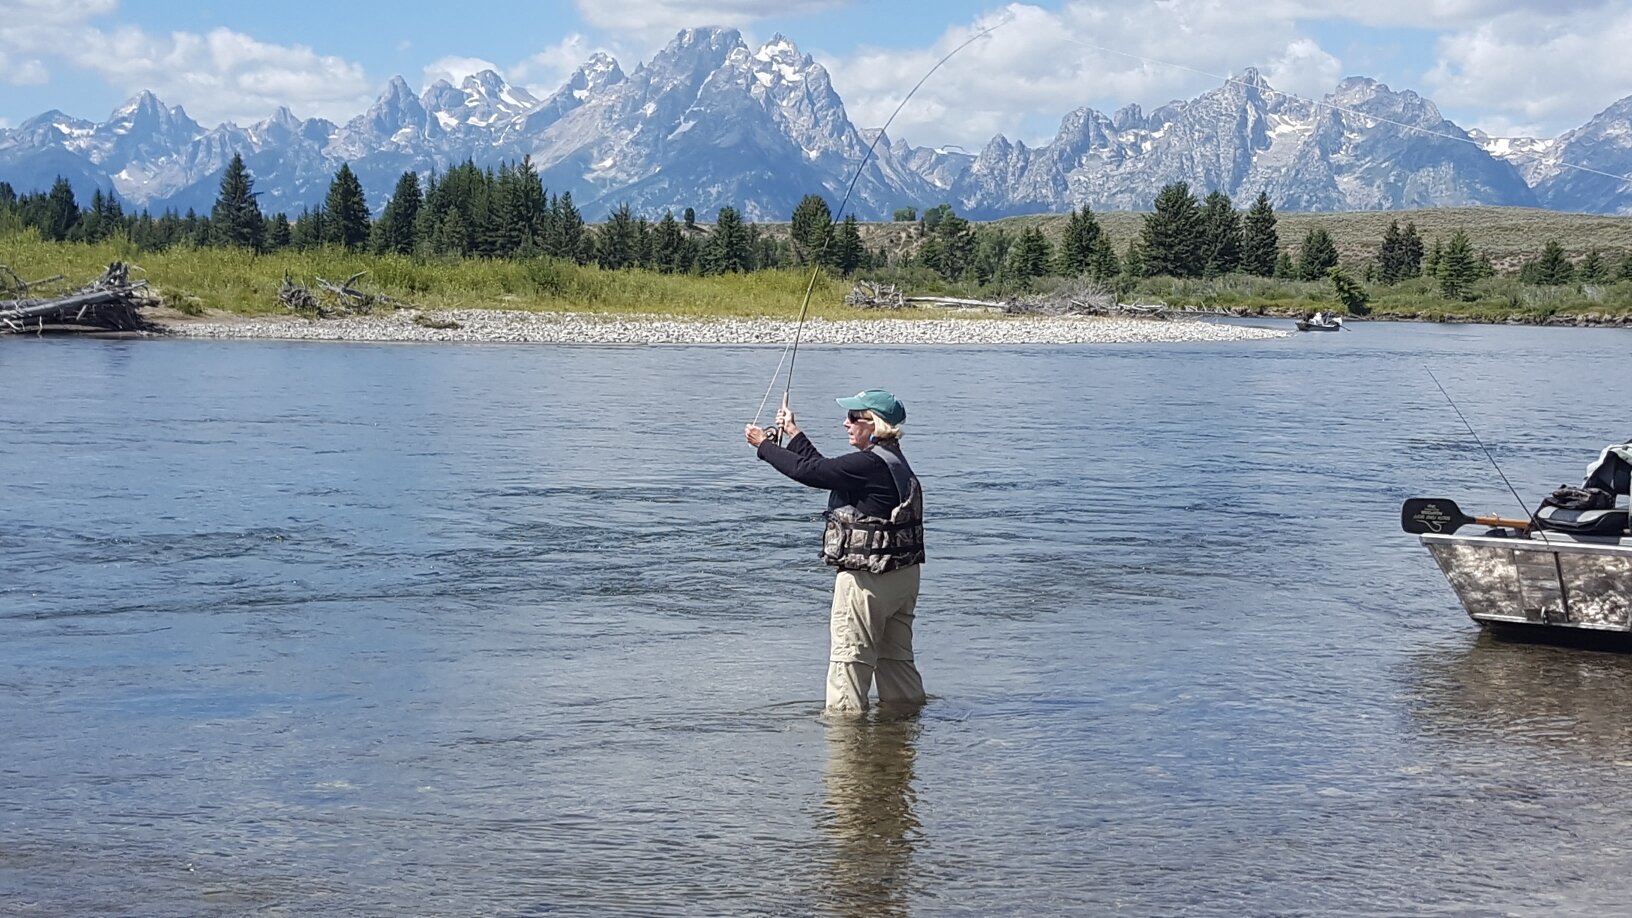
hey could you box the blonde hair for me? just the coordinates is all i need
[858,410,903,441]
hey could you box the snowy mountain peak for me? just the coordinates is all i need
[754,34,803,64]
[111,90,164,120]
[2,27,1629,219]
[380,75,417,103]
[460,69,536,109]
[569,52,625,98]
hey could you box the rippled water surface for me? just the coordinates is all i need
[7,323,1632,915]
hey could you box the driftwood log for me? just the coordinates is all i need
[845,280,906,309]
[0,262,158,334]
[315,271,405,315]
[281,271,411,319]
[279,274,324,317]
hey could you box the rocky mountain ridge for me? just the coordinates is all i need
[0,27,1627,219]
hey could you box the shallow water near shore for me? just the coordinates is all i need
[6,321,1632,915]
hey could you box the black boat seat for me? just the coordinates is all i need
[1534,505,1630,536]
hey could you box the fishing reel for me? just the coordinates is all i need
[760,423,783,446]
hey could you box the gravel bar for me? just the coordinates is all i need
[162,309,1289,345]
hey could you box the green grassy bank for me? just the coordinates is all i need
[5,219,1632,325]
[0,230,939,321]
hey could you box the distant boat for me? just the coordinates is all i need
[1295,317,1344,332]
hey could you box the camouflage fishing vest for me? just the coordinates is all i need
[821,444,925,573]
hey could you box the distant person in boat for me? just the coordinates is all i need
[745,388,926,716]
[1312,310,1326,325]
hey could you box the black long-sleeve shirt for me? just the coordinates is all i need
[757,433,906,518]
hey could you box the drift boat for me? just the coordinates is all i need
[1402,444,1632,633]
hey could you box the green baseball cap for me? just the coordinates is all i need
[835,388,906,425]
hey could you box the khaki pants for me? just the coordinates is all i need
[826,565,924,714]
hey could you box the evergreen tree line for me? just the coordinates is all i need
[5,163,1632,297]
[0,156,886,278]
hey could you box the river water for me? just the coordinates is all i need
[5,321,1632,915]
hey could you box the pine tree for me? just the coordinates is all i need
[1297,227,1339,281]
[375,171,422,255]
[1054,204,1103,275]
[291,207,323,249]
[322,163,371,250]
[832,215,864,275]
[1009,226,1053,280]
[1199,191,1242,276]
[1240,191,1278,277]
[700,206,751,274]
[790,193,834,265]
[1376,219,1405,284]
[596,203,640,269]
[972,229,1012,287]
[1273,252,1296,279]
[1400,221,1424,278]
[1580,250,1608,282]
[930,210,975,281]
[1525,239,1574,286]
[1328,266,1370,315]
[433,209,470,255]
[544,192,585,262]
[1139,182,1203,277]
[651,210,686,274]
[210,152,264,250]
[892,207,917,222]
[37,177,80,241]
[74,190,109,243]
[1087,235,1121,281]
[1121,239,1144,279]
[1437,230,1480,300]
[265,213,292,250]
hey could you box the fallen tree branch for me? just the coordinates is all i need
[0,262,158,334]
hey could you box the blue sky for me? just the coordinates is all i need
[1,0,1626,146]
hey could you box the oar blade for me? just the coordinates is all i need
[1401,497,1473,534]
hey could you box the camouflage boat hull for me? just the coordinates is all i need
[1421,531,1632,631]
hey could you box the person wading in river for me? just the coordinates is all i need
[745,389,926,715]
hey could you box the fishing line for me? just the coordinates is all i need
[1425,366,1536,524]
[1056,35,1632,186]
[752,15,1012,439]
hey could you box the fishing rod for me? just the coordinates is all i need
[1425,366,1537,528]
[752,16,1012,443]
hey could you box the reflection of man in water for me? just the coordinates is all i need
[821,716,921,916]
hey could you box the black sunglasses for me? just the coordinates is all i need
[846,411,872,424]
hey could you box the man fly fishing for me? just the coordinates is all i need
[745,389,926,715]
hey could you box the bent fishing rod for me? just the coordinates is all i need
[751,16,1011,443]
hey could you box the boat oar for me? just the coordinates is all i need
[1400,497,1530,535]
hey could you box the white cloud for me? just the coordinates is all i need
[0,49,48,86]
[823,0,1629,150]
[572,0,852,37]
[824,3,1329,149]
[1261,38,1343,103]
[64,25,374,124]
[0,3,375,124]
[513,33,599,94]
[422,55,501,90]
[1424,3,1632,135]
[0,0,110,85]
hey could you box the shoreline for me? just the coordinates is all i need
[154,308,1292,346]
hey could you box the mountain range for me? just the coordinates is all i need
[1,26,1628,221]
